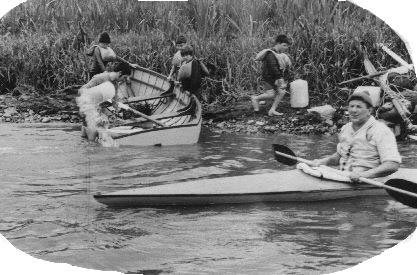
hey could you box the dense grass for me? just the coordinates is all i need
[0,0,413,107]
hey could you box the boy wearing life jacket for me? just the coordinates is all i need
[167,35,187,82]
[251,34,293,116]
[177,45,209,96]
[87,32,137,78]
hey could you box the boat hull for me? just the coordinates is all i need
[110,122,201,147]
[91,66,202,146]
[94,168,417,207]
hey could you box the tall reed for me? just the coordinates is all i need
[0,0,412,107]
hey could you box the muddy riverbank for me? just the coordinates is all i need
[0,91,348,136]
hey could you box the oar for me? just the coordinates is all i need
[124,93,175,104]
[338,64,412,85]
[100,99,167,127]
[119,98,196,127]
[338,71,387,85]
[272,144,417,208]
[115,101,167,127]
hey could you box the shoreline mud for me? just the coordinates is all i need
[0,92,347,136]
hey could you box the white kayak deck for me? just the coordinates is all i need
[94,168,417,207]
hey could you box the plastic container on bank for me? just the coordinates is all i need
[290,79,309,108]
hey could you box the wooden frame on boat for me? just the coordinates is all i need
[96,66,202,146]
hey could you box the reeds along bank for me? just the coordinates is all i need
[0,0,412,106]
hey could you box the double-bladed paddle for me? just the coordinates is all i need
[272,143,417,208]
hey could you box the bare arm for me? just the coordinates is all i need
[199,61,210,76]
[167,65,176,80]
[352,161,399,179]
[312,152,341,167]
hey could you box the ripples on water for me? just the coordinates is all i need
[0,123,416,274]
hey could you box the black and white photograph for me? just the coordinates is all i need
[1,0,417,274]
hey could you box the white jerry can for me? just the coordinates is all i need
[290,79,309,108]
[353,86,381,107]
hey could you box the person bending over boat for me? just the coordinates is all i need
[77,62,132,140]
[167,35,187,82]
[87,31,137,78]
[79,62,132,95]
[312,90,401,182]
[251,34,294,116]
[177,45,209,97]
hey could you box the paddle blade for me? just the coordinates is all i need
[385,179,417,208]
[272,144,297,166]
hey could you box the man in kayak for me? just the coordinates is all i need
[312,90,401,182]
[251,34,293,116]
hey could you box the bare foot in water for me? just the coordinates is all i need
[268,109,283,116]
[251,96,260,112]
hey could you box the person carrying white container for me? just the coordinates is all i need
[251,34,294,116]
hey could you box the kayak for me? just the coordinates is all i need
[93,168,417,207]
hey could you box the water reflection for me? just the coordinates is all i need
[0,123,416,274]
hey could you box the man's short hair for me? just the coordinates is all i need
[114,62,131,76]
[180,45,194,57]
[275,34,291,45]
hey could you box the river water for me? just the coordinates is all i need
[0,123,416,274]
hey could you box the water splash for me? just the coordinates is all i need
[75,81,117,146]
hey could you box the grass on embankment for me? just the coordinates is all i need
[0,0,414,111]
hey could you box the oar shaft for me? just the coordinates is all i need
[274,151,314,166]
[117,102,167,127]
[338,71,385,85]
[359,177,417,199]
[125,93,174,104]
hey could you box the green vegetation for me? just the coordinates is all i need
[0,0,413,108]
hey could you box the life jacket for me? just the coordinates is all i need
[86,45,116,62]
[255,49,292,70]
[178,59,205,93]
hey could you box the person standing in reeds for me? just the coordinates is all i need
[87,32,136,78]
[177,45,210,97]
[167,35,187,82]
[251,34,293,116]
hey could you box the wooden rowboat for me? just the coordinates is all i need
[93,168,417,207]
[96,66,202,146]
